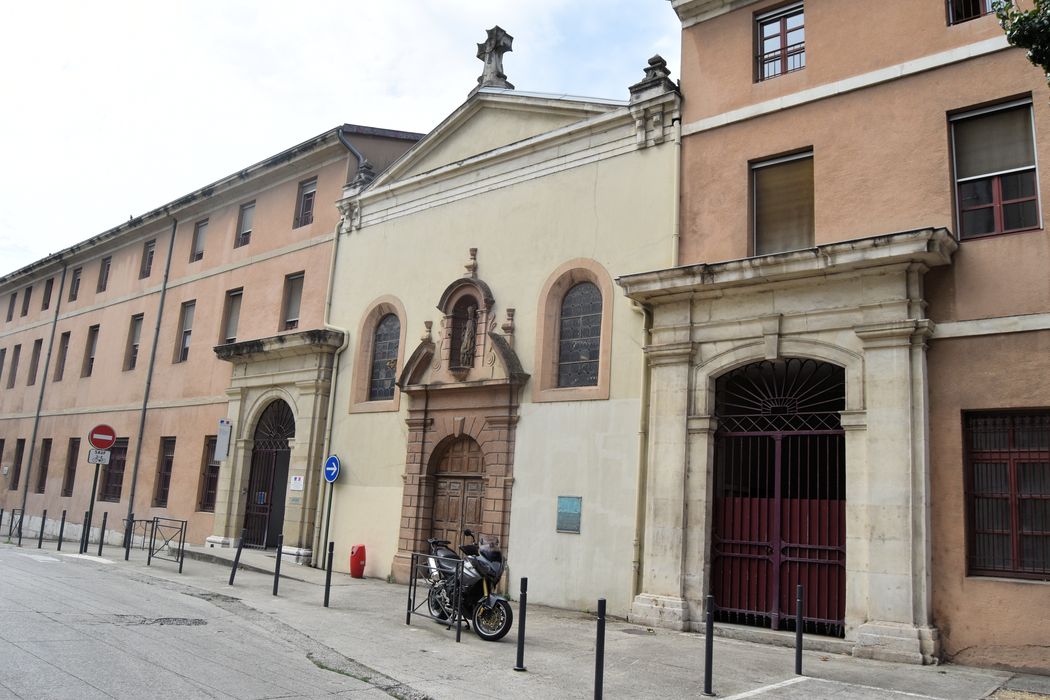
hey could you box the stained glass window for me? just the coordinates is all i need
[368,314,400,400]
[557,282,601,387]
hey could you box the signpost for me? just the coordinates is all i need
[321,456,340,570]
[83,425,115,554]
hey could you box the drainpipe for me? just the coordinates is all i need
[671,117,682,267]
[125,217,178,530]
[631,301,653,597]
[18,262,68,527]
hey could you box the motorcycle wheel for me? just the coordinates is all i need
[427,585,451,621]
[472,599,513,641]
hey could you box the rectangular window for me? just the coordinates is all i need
[753,152,814,256]
[41,277,53,310]
[190,219,208,262]
[69,267,82,301]
[9,439,25,491]
[198,436,221,512]
[0,348,5,387]
[7,344,20,389]
[20,285,32,316]
[124,314,144,370]
[965,411,1050,579]
[27,338,42,386]
[235,202,255,248]
[54,331,70,381]
[61,437,79,497]
[35,438,52,494]
[175,301,195,362]
[756,2,805,81]
[97,256,112,293]
[221,289,243,344]
[294,178,317,228]
[949,0,993,24]
[952,100,1039,239]
[6,293,15,322]
[281,273,304,331]
[154,437,177,507]
[82,325,99,377]
[99,438,128,502]
[139,239,156,278]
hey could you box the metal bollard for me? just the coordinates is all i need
[80,510,90,554]
[58,510,67,551]
[124,513,134,561]
[594,598,606,700]
[795,584,804,676]
[272,534,284,596]
[324,541,334,607]
[97,512,108,557]
[0,508,4,536]
[37,509,47,549]
[703,594,715,696]
[514,577,528,672]
[17,510,24,547]
[229,528,246,585]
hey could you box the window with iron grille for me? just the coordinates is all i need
[6,293,15,322]
[756,2,804,81]
[61,437,79,497]
[99,438,128,502]
[294,178,317,228]
[26,338,42,386]
[154,437,176,507]
[7,344,20,388]
[82,325,99,377]
[139,239,156,278]
[68,267,82,301]
[41,277,53,310]
[235,202,255,248]
[368,313,400,400]
[97,257,111,292]
[952,100,1039,239]
[175,301,195,362]
[10,439,25,491]
[221,289,242,344]
[281,273,303,331]
[198,436,220,512]
[557,282,602,387]
[35,438,52,494]
[965,411,1050,579]
[54,331,70,381]
[190,219,207,262]
[949,0,993,24]
[20,285,32,316]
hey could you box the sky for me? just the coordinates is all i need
[0,1,681,276]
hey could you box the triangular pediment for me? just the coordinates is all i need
[373,89,622,186]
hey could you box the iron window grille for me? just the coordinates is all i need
[557,282,602,387]
[61,438,79,497]
[951,100,1040,239]
[99,438,129,502]
[139,240,156,279]
[235,202,255,248]
[368,313,400,400]
[756,2,805,81]
[198,437,220,512]
[294,178,317,228]
[154,437,177,507]
[68,268,82,301]
[35,438,52,494]
[965,411,1050,579]
[948,0,993,25]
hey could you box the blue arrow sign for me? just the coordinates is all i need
[323,455,341,484]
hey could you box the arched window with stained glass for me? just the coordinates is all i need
[368,313,400,400]
[557,282,602,387]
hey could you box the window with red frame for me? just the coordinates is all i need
[953,101,1040,239]
[756,2,805,81]
[965,412,1050,579]
[949,0,992,25]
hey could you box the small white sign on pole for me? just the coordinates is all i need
[87,448,111,465]
[215,419,233,461]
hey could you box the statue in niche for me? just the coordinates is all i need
[459,305,477,368]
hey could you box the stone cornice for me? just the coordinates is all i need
[618,228,957,304]
[646,341,695,366]
[671,0,762,27]
[214,328,345,363]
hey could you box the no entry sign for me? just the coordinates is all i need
[88,424,117,450]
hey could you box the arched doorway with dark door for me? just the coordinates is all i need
[428,435,486,552]
[711,358,846,637]
[243,399,295,548]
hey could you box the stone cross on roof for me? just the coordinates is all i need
[475,26,514,91]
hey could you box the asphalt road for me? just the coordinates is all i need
[0,548,392,699]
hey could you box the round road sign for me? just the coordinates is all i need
[88,424,117,450]
[323,455,341,484]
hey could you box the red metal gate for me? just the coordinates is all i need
[711,359,846,637]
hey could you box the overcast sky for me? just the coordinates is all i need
[0,1,680,276]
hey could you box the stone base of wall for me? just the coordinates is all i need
[629,593,690,630]
[852,622,940,665]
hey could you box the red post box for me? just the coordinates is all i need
[349,544,366,578]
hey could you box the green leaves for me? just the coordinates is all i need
[995,0,1050,85]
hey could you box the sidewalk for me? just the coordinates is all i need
[18,537,1050,699]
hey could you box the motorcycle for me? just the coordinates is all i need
[425,529,514,641]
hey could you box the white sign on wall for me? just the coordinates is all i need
[290,475,305,492]
[215,419,232,461]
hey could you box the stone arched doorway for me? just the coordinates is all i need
[429,435,485,551]
[243,399,295,548]
[711,357,846,636]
